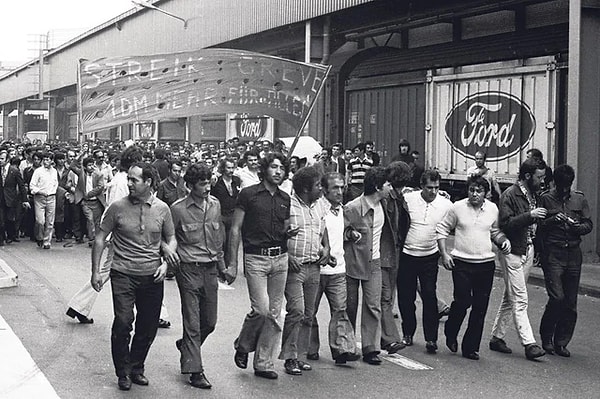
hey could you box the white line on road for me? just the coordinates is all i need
[356,342,433,370]
[0,315,60,398]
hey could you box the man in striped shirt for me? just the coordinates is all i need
[279,166,330,376]
[346,143,373,202]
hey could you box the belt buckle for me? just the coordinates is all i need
[267,246,280,256]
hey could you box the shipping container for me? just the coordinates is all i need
[426,56,560,189]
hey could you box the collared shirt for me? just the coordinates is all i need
[347,156,373,185]
[85,173,96,200]
[157,177,188,207]
[318,197,345,275]
[237,181,290,249]
[436,198,506,263]
[288,193,327,264]
[538,188,593,248]
[100,194,174,276]
[30,166,58,196]
[171,194,225,265]
[403,191,453,256]
[235,166,260,189]
[363,194,384,260]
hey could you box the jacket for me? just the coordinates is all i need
[499,183,536,256]
[1,165,27,208]
[71,164,106,207]
[343,195,379,280]
[379,189,410,269]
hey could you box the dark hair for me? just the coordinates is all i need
[120,146,143,171]
[365,141,374,147]
[183,163,213,186]
[243,149,260,163]
[258,152,289,181]
[143,151,153,159]
[9,156,20,167]
[420,169,441,186]
[130,162,159,191]
[467,175,490,194]
[54,152,66,161]
[82,157,95,167]
[398,139,411,152]
[386,161,412,189]
[321,172,345,190]
[364,166,388,195]
[321,147,332,157]
[553,164,575,188]
[40,151,54,160]
[526,148,544,160]
[154,148,166,160]
[353,142,366,152]
[332,142,343,150]
[518,159,547,180]
[217,157,236,174]
[292,166,321,194]
[169,159,183,169]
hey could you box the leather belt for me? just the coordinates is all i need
[180,261,216,267]
[245,246,287,256]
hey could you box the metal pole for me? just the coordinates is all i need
[287,65,332,157]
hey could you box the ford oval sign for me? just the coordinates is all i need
[444,91,536,161]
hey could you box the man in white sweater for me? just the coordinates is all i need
[437,175,511,360]
[397,169,452,353]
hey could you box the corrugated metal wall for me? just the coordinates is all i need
[345,82,426,165]
[0,0,374,104]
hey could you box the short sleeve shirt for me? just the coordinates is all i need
[100,195,174,276]
[236,181,290,249]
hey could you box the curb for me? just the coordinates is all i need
[0,258,18,288]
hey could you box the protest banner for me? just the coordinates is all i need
[77,49,330,135]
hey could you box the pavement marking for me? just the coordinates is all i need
[0,315,60,399]
[356,343,433,370]
[218,281,234,290]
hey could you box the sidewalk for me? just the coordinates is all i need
[526,262,600,298]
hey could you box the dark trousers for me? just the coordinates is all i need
[444,260,495,354]
[381,266,401,347]
[110,269,164,378]
[540,246,582,347]
[175,262,218,374]
[397,252,440,342]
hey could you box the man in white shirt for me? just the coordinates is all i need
[234,149,261,189]
[30,151,59,249]
[397,169,452,353]
[306,172,359,365]
[467,151,501,201]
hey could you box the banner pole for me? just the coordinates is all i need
[287,65,332,158]
[76,59,84,144]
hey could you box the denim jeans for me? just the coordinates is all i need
[491,245,536,346]
[33,194,55,245]
[308,273,357,359]
[235,253,288,372]
[539,246,582,347]
[176,262,218,374]
[347,258,382,355]
[110,269,163,377]
[280,262,321,360]
[397,252,440,342]
[444,260,495,354]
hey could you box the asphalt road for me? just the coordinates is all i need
[1,240,599,399]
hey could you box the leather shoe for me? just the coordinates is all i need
[525,344,546,360]
[158,318,171,328]
[130,374,149,386]
[234,350,248,369]
[66,307,94,324]
[118,376,131,391]
[489,337,512,354]
[462,351,480,360]
[190,373,212,389]
[554,345,570,357]
[284,359,302,375]
[446,338,458,353]
[426,341,438,354]
[384,341,405,354]
[362,352,382,365]
[401,335,413,346]
[254,370,278,379]
[542,341,555,355]
[306,352,320,361]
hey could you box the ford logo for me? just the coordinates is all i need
[444,91,536,161]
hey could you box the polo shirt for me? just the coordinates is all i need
[236,181,290,249]
[319,197,346,275]
[403,191,453,256]
[100,194,174,276]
